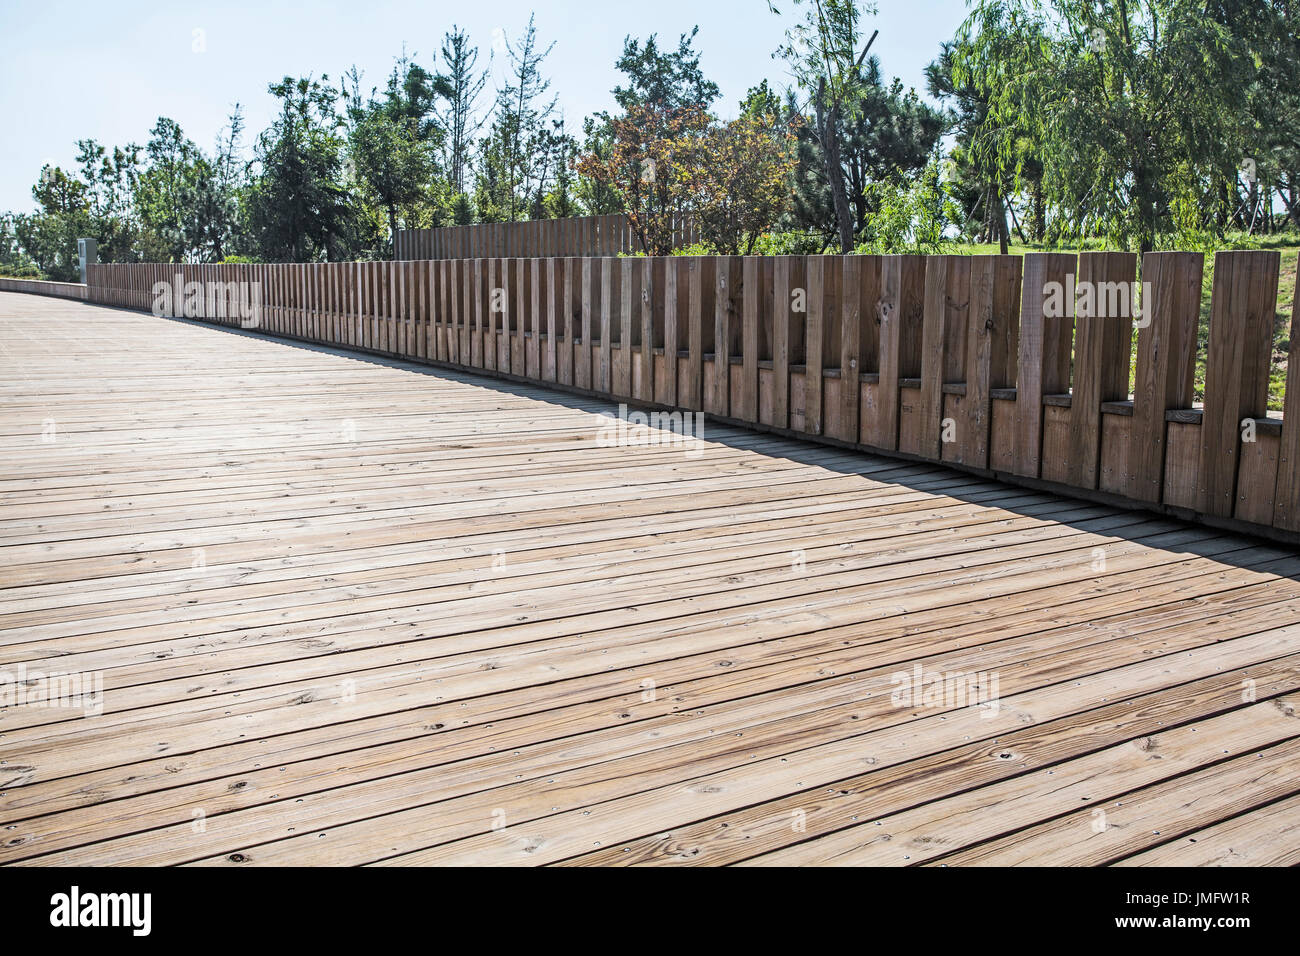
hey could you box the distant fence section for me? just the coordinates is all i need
[77,250,1299,541]
[0,277,86,300]
[393,214,697,261]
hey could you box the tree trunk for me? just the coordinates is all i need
[816,77,855,254]
[1030,179,1045,240]
[994,191,1009,255]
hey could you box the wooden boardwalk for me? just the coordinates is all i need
[2,291,1300,867]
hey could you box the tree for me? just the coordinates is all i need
[246,75,356,261]
[344,57,447,246]
[14,166,93,280]
[577,103,708,254]
[575,116,624,215]
[858,152,955,254]
[73,138,144,263]
[680,112,797,254]
[134,118,202,260]
[576,26,721,219]
[1231,1,1300,232]
[612,28,720,117]
[202,106,247,261]
[535,116,580,219]
[435,27,490,197]
[774,0,879,252]
[925,39,1029,252]
[955,0,1259,252]
[0,212,40,276]
[475,15,557,222]
[779,71,944,248]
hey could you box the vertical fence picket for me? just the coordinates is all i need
[1198,251,1280,517]
[1275,276,1300,530]
[1066,252,1136,488]
[1012,253,1075,478]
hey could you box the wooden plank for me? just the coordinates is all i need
[1013,253,1076,478]
[469,259,483,368]
[867,256,901,450]
[687,257,711,411]
[1274,269,1300,530]
[866,255,925,451]
[459,258,472,362]
[524,259,538,377]
[1129,252,1203,502]
[577,258,593,389]
[771,256,793,430]
[598,258,613,393]
[443,259,455,363]
[1236,428,1280,526]
[557,258,573,386]
[1067,252,1136,489]
[968,256,1021,469]
[802,256,826,437]
[919,256,957,459]
[1198,251,1280,517]
[1163,420,1201,509]
[834,256,862,443]
[616,259,635,397]
[741,256,762,424]
[1115,790,1300,867]
[544,258,558,383]
[9,258,1300,869]
[637,258,654,402]
[662,257,681,405]
[711,256,739,417]
[424,259,433,359]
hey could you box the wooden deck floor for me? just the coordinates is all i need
[2,291,1300,867]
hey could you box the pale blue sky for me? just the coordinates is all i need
[0,0,971,212]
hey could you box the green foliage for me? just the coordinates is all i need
[953,0,1289,252]
[578,103,707,254]
[474,16,566,223]
[246,75,357,261]
[774,0,945,250]
[856,155,955,254]
[12,167,90,280]
[133,114,244,262]
[680,112,797,255]
[435,27,490,196]
[612,28,720,117]
[748,230,826,255]
[4,7,1295,273]
[343,56,448,249]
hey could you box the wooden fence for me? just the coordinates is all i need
[393,214,697,260]
[0,277,86,300]
[81,251,1299,541]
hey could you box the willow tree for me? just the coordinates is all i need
[955,0,1258,252]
